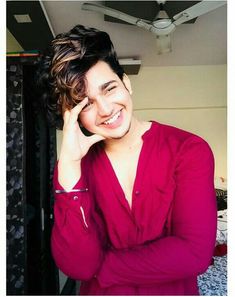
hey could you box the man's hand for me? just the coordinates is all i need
[58,97,105,190]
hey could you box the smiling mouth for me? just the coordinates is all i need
[103,110,121,125]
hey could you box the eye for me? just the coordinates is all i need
[106,85,117,93]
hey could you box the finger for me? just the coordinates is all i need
[68,97,89,123]
[63,109,71,125]
[88,134,105,146]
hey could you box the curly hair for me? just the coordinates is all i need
[36,25,124,129]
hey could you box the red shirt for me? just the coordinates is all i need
[51,121,217,295]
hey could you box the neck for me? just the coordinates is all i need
[104,117,148,153]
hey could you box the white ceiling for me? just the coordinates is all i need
[42,0,227,67]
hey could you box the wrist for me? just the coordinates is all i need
[58,157,81,167]
[58,159,82,191]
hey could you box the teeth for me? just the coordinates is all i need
[104,111,121,125]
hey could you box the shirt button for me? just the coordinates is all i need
[135,190,140,195]
[73,196,78,200]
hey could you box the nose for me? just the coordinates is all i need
[96,96,113,117]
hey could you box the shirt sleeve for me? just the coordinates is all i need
[51,159,106,281]
[97,137,217,287]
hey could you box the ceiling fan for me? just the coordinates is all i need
[82,0,226,54]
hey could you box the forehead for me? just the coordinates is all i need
[85,61,119,89]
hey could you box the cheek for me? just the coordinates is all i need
[116,89,132,104]
[79,112,95,130]
[124,91,133,108]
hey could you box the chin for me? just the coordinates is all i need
[103,123,131,140]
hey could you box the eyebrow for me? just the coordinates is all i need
[99,80,117,91]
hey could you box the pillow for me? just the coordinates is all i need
[216,209,227,244]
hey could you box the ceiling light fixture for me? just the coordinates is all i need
[14,14,32,23]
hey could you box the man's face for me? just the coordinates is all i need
[79,60,133,139]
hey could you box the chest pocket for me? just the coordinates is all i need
[132,177,176,243]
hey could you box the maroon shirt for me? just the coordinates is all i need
[51,121,217,295]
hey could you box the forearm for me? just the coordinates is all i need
[58,157,82,191]
[51,162,106,281]
[97,137,217,288]
[97,228,216,287]
[51,203,104,281]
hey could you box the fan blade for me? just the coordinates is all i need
[82,2,152,30]
[173,0,226,26]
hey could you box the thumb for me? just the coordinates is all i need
[88,134,105,146]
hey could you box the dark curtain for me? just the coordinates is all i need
[6,57,59,295]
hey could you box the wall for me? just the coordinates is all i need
[7,29,23,52]
[57,64,227,178]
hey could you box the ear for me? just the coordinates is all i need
[122,73,133,95]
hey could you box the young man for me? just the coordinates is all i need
[38,25,217,295]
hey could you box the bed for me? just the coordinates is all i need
[197,178,227,295]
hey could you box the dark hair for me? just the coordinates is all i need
[36,24,124,129]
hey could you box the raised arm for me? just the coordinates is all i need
[97,137,217,287]
[51,99,106,280]
[51,161,108,281]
